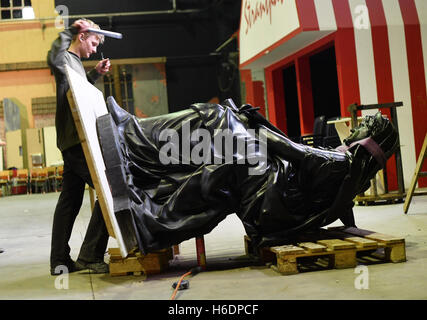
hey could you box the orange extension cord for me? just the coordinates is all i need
[170,266,203,300]
[170,271,192,300]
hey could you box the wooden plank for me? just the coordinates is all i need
[333,250,357,268]
[65,65,134,258]
[276,257,298,275]
[270,245,305,257]
[297,242,326,253]
[317,239,356,250]
[330,227,403,244]
[404,132,427,213]
[344,236,378,249]
[364,233,404,245]
[109,247,172,276]
[108,247,121,257]
[67,90,115,238]
[355,192,404,202]
[110,256,145,275]
[385,243,406,263]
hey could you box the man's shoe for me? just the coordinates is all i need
[75,259,109,274]
[50,260,77,276]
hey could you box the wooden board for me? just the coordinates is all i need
[297,242,327,253]
[403,132,427,213]
[43,126,63,167]
[329,227,404,245]
[317,239,356,250]
[270,245,305,257]
[65,65,133,258]
[343,237,378,249]
[364,233,404,245]
[108,247,172,276]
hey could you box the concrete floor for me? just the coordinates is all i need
[0,190,427,300]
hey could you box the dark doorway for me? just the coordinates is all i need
[309,46,341,119]
[282,64,301,139]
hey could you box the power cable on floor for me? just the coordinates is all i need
[171,266,203,300]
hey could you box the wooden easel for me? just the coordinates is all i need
[403,132,427,213]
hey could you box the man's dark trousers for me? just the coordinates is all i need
[50,144,109,268]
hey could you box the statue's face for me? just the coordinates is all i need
[344,112,385,146]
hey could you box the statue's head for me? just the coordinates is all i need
[344,112,399,160]
[338,112,399,196]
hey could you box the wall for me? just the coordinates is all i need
[240,0,427,189]
[1,0,242,122]
[0,0,59,128]
[54,0,243,111]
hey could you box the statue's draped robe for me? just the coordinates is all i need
[97,97,398,254]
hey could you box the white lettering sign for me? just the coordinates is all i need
[239,0,300,66]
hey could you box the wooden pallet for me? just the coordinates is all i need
[355,192,404,206]
[245,227,406,275]
[109,247,173,276]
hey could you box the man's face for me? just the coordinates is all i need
[79,34,100,58]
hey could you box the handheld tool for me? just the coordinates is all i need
[100,52,109,68]
[87,27,123,39]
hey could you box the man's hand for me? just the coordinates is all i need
[96,58,111,75]
[72,19,91,34]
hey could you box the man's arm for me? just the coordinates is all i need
[47,19,110,83]
[87,68,101,84]
[88,59,111,84]
[47,25,79,75]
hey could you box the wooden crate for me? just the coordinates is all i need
[245,227,406,275]
[109,247,173,276]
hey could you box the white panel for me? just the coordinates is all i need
[0,146,3,171]
[383,0,417,188]
[314,0,337,31]
[65,65,128,258]
[239,0,300,65]
[6,130,23,169]
[43,126,63,167]
[349,0,378,116]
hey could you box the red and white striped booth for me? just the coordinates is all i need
[239,0,427,190]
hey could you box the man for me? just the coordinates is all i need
[47,19,111,275]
